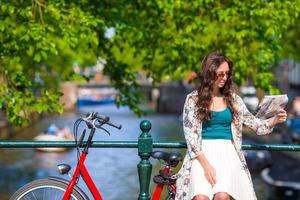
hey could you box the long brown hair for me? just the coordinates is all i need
[195,52,237,123]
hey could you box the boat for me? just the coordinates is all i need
[243,139,272,173]
[243,149,272,173]
[76,96,115,106]
[34,124,74,152]
[261,168,300,200]
[76,87,116,107]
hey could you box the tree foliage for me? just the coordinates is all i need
[279,15,300,61]
[0,0,299,125]
[0,0,101,125]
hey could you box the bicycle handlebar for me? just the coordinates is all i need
[84,112,122,130]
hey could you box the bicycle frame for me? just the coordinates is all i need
[62,127,103,200]
[151,166,176,200]
[62,151,103,200]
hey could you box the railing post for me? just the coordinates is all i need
[138,120,153,200]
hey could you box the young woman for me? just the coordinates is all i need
[175,52,287,200]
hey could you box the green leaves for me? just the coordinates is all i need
[0,0,102,125]
[0,0,299,125]
[103,0,300,117]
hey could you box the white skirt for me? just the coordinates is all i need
[190,140,254,200]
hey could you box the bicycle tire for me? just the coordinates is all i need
[10,178,89,200]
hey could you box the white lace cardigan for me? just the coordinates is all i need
[175,90,273,200]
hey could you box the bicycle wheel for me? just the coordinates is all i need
[10,178,88,200]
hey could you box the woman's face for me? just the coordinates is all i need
[214,61,230,88]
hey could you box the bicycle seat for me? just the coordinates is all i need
[151,151,183,167]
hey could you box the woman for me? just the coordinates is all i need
[175,52,287,200]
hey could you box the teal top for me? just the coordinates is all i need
[202,107,233,140]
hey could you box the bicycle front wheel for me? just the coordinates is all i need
[10,178,88,200]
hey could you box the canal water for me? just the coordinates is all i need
[0,104,268,199]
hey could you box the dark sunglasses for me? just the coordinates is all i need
[216,71,231,79]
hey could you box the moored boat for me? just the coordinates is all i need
[76,87,116,107]
[76,96,115,106]
[34,125,74,152]
[260,153,300,200]
[243,139,272,173]
[261,168,300,200]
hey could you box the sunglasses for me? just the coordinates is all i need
[216,71,231,79]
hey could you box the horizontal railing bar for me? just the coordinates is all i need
[153,142,186,148]
[242,144,300,151]
[1,141,300,151]
[0,141,138,148]
[153,142,300,151]
[159,142,300,151]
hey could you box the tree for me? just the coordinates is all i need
[104,0,300,112]
[0,0,299,125]
[280,16,300,62]
[0,0,102,125]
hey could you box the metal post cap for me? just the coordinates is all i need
[140,120,151,132]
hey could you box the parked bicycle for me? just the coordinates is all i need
[10,112,122,200]
[151,151,183,200]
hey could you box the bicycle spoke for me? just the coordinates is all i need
[47,187,62,200]
[54,188,59,200]
[31,191,38,200]
[23,193,35,200]
[18,187,68,200]
[41,187,45,199]
[56,189,64,200]
[22,195,31,200]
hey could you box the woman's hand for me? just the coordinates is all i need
[203,163,216,186]
[196,153,216,186]
[268,109,288,128]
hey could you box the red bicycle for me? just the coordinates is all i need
[10,112,122,200]
[151,151,183,200]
